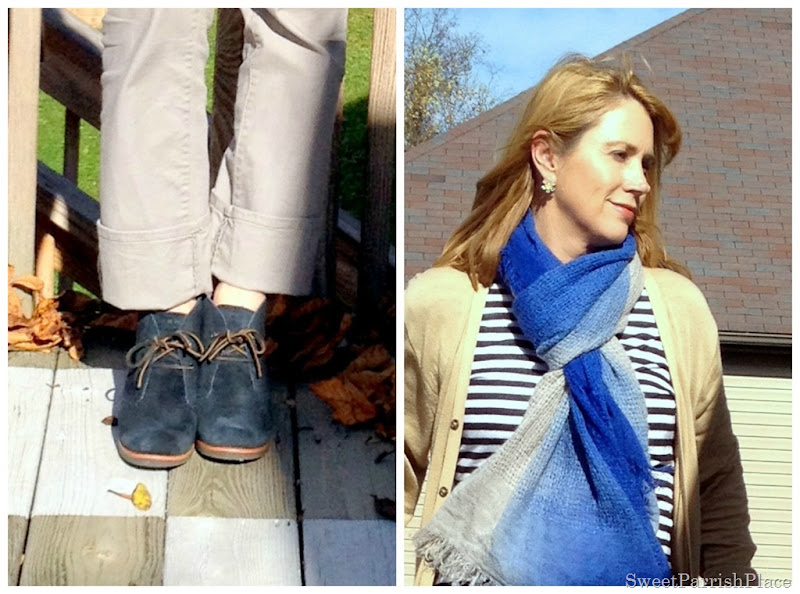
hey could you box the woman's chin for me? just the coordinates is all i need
[586,232,630,254]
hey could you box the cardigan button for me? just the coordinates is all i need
[438,487,449,498]
[450,419,459,430]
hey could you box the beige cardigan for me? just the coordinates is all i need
[405,266,756,586]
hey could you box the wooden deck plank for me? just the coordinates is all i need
[163,517,301,585]
[167,383,295,518]
[8,350,59,368]
[8,516,28,586]
[295,386,395,520]
[19,516,164,585]
[303,518,395,586]
[8,367,54,517]
[31,368,168,517]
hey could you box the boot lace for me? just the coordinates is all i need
[200,329,267,378]
[126,331,205,389]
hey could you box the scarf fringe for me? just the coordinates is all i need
[415,531,499,586]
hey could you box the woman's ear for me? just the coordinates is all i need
[530,130,558,179]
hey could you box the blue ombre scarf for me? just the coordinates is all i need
[414,211,671,585]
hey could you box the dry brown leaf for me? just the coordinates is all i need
[266,291,395,435]
[9,265,44,293]
[57,290,96,313]
[11,275,44,293]
[283,298,347,340]
[88,311,138,331]
[265,293,289,324]
[8,294,23,320]
[310,347,395,428]
[8,329,34,345]
[8,340,56,352]
[268,296,352,373]
[8,265,82,358]
[310,376,377,425]
[374,421,395,441]
[30,301,64,336]
[294,313,352,370]
[289,333,329,365]
[288,297,330,320]
[67,344,82,361]
[370,374,396,415]
[346,366,395,393]
[262,338,278,358]
[8,314,29,329]
[343,344,392,373]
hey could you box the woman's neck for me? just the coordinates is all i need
[531,207,589,264]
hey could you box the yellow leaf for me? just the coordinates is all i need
[131,483,152,511]
[108,482,152,511]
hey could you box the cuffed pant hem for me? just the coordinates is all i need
[210,201,323,296]
[97,213,214,310]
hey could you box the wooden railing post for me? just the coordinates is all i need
[358,8,396,323]
[9,8,43,313]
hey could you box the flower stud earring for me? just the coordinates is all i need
[541,178,556,194]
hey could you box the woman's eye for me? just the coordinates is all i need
[613,151,627,161]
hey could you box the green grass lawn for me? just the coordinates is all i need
[339,9,373,219]
[38,8,376,220]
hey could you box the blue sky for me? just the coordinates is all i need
[450,8,688,101]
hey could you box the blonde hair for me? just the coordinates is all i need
[435,53,689,288]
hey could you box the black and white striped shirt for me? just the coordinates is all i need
[455,283,676,562]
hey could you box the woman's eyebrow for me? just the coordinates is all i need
[604,141,656,167]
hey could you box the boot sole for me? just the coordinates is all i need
[117,442,194,469]
[195,439,271,462]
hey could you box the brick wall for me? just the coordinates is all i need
[403,8,791,336]
[404,103,521,278]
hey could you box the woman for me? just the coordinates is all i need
[404,55,756,586]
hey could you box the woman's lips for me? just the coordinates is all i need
[611,202,636,222]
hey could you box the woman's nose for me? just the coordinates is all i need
[625,164,651,196]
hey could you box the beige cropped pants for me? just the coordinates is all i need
[97,8,347,310]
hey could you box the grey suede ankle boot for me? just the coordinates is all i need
[195,299,274,462]
[113,297,206,468]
